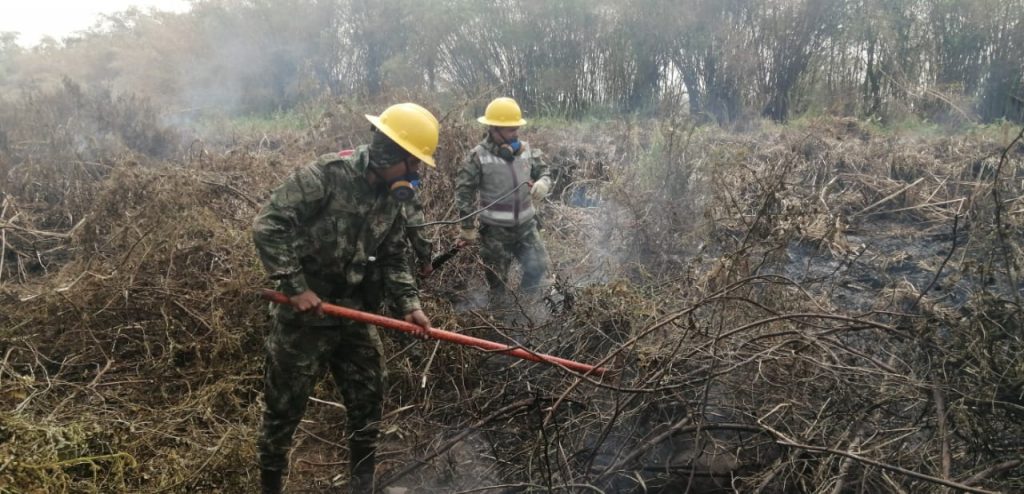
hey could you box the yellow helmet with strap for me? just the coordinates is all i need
[365,103,439,167]
[477,97,527,127]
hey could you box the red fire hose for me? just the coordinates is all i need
[261,289,608,376]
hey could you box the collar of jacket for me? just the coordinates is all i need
[349,145,390,198]
[481,136,505,157]
[350,145,372,174]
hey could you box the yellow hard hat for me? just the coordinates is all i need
[477,97,527,127]
[365,103,439,167]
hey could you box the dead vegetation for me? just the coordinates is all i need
[1,87,1022,493]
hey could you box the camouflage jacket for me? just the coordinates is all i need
[338,147,432,267]
[454,137,550,229]
[403,198,433,266]
[253,146,420,319]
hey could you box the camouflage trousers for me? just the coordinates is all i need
[258,313,385,472]
[479,218,549,294]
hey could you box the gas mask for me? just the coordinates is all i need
[496,139,521,162]
[371,161,420,202]
[385,172,421,202]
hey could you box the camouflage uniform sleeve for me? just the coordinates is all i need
[380,211,421,313]
[404,199,433,266]
[454,151,483,230]
[530,146,551,182]
[252,164,327,296]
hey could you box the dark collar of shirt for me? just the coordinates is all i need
[480,136,504,157]
[349,145,384,200]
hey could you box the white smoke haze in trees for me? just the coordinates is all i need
[0,1,191,47]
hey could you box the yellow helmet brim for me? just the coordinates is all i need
[477,116,527,127]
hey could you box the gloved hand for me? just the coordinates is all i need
[531,176,551,202]
[456,227,478,248]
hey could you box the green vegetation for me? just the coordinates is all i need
[194,108,313,137]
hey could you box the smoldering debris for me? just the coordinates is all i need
[1,101,1022,493]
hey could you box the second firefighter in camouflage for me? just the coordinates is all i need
[455,97,552,298]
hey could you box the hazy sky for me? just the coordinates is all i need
[1,1,192,46]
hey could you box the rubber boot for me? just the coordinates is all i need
[261,468,283,494]
[349,443,376,493]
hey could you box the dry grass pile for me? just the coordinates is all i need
[0,155,284,491]
[0,83,296,490]
[475,117,1024,493]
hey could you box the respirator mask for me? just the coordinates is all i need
[496,139,522,162]
[384,168,421,202]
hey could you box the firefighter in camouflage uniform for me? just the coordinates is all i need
[455,97,552,301]
[252,103,439,494]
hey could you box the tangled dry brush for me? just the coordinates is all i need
[0,86,1022,493]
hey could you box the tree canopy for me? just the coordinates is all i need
[1,0,1021,124]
